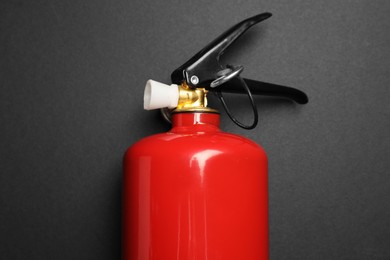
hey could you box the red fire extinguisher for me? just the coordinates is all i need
[123,13,308,260]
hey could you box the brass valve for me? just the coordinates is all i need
[174,83,217,113]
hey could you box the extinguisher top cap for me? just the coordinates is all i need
[144,80,179,110]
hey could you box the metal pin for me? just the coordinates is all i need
[190,75,199,85]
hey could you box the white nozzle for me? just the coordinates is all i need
[144,80,179,110]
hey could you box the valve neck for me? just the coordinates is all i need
[171,112,220,133]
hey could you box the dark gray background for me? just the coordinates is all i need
[1,0,389,259]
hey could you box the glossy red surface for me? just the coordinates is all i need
[123,112,268,259]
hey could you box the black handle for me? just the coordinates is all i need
[211,77,309,104]
[171,13,272,88]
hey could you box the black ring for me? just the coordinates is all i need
[216,76,259,129]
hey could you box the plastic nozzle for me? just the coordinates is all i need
[144,80,179,110]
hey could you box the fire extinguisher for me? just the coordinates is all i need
[123,13,308,260]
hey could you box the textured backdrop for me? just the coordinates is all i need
[1,1,390,259]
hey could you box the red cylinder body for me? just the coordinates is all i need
[123,112,268,259]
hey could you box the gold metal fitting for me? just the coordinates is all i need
[174,82,218,113]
